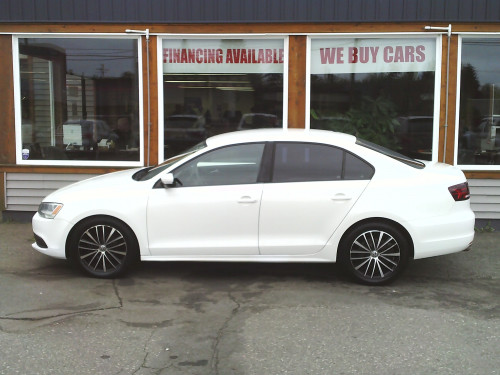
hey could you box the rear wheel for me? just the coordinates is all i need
[339,222,410,285]
[69,217,138,278]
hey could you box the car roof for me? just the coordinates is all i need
[205,128,357,148]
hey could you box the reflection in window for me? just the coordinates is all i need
[162,39,284,159]
[174,143,265,187]
[458,38,500,166]
[310,38,436,161]
[18,38,140,163]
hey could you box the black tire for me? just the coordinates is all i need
[339,222,410,285]
[69,216,138,278]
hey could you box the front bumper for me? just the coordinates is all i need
[32,213,73,259]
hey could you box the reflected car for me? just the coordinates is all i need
[237,113,280,130]
[477,116,500,151]
[164,114,207,156]
[396,116,434,161]
[32,129,475,285]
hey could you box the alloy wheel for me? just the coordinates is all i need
[349,229,401,280]
[77,224,128,274]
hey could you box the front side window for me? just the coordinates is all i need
[457,37,500,169]
[309,37,437,161]
[16,37,141,165]
[162,38,285,159]
[173,143,265,187]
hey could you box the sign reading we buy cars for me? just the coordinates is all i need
[311,37,436,74]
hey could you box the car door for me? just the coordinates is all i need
[147,143,265,256]
[258,142,373,255]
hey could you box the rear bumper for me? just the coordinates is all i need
[409,209,475,260]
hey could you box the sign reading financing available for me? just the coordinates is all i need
[163,39,285,74]
[311,38,436,74]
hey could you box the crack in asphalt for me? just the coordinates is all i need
[211,291,241,375]
[0,280,124,328]
[112,279,124,308]
[0,305,122,323]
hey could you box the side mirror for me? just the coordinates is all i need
[160,173,175,187]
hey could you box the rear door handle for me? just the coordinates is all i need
[238,196,258,204]
[331,193,352,201]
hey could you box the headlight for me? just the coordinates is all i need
[38,202,63,219]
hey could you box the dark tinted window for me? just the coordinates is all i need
[272,143,343,182]
[344,153,374,180]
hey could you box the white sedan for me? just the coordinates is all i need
[32,129,475,284]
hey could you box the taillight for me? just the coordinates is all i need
[448,182,470,201]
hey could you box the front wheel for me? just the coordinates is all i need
[339,223,410,285]
[69,217,138,278]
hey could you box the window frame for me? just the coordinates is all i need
[12,33,144,167]
[157,34,289,162]
[454,33,500,171]
[305,33,442,164]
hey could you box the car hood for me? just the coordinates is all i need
[43,168,143,203]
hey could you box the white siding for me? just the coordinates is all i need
[469,179,500,219]
[5,173,97,211]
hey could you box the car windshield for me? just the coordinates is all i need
[133,141,207,181]
[356,138,426,169]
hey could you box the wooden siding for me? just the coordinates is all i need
[5,172,97,211]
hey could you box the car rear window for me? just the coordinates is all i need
[356,139,425,169]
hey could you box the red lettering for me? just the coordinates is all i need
[384,46,393,63]
[416,45,425,62]
[370,46,379,63]
[187,49,195,63]
[241,49,248,63]
[394,46,404,62]
[258,49,265,63]
[265,49,272,63]
[405,46,415,62]
[320,48,336,64]
[180,49,188,63]
[251,49,258,63]
[226,49,234,63]
[348,47,358,63]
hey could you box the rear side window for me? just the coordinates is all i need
[272,143,373,182]
[344,152,375,180]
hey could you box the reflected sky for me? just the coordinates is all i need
[462,38,500,86]
[19,38,138,78]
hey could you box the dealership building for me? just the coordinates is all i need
[1,0,500,224]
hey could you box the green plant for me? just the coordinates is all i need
[315,96,401,150]
[474,221,496,233]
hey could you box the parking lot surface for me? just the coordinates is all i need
[0,221,499,375]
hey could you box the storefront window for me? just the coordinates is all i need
[16,37,141,165]
[162,38,285,159]
[457,37,500,168]
[309,37,437,161]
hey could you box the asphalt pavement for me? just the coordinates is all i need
[0,221,499,375]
